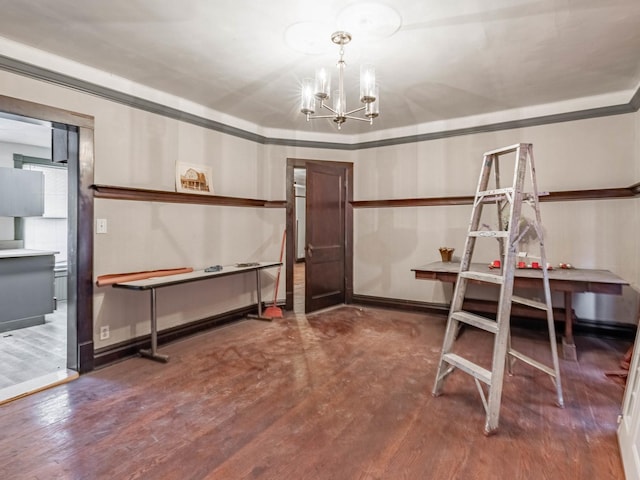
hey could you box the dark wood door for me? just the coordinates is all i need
[305,162,346,313]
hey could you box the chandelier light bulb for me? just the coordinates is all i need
[360,64,376,103]
[314,67,331,100]
[300,78,315,115]
[365,85,379,118]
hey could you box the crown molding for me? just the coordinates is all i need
[0,50,639,152]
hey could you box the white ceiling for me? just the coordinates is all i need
[0,0,639,138]
[0,113,51,148]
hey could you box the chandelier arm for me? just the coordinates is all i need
[307,115,340,120]
[343,115,373,122]
[320,102,338,115]
[344,106,366,116]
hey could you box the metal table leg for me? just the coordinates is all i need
[140,287,169,362]
[248,267,272,322]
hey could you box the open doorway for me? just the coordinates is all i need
[0,114,73,400]
[293,167,306,313]
[286,158,354,314]
[0,96,95,403]
[3,152,70,385]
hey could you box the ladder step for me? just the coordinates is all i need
[468,230,509,238]
[477,187,514,198]
[443,353,492,385]
[509,349,556,378]
[511,295,548,310]
[451,311,498,334]
[459,271,504,285]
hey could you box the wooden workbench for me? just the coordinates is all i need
[412,261,628,360]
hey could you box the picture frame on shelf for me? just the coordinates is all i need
[175,162,214,195]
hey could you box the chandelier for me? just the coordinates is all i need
[300,31,379,130]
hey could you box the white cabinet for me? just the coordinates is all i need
[618,329,640,479]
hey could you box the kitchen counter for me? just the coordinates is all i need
[0,249,58,332]
[0,248,58,259]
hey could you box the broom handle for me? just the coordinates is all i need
[272,229,286,305]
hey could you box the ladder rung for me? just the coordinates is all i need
[443,353,492,385]
[509,349,556,378]
[480,195,509,204]
[511,295,548,310]
[459,271,504,285]
[451,311,498,334]
[477,187,514,198]
[468,230,509,238]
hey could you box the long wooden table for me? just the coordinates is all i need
[113,261,281,362]
[412,261,628,360]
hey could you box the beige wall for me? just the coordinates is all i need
[0,69,290,347]
[1,66,638,350]
[353,114,639,323]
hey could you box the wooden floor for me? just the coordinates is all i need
[0,304,629,479]
[294,261,305,313]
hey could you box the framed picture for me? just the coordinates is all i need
[175,162,214,195]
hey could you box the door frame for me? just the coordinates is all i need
[0,94,95,373]
[285,158,353,311]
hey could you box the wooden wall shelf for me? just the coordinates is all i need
[94,182,640,211]
[92,184,286,208]
[351,185,638,209]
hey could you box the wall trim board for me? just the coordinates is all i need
[350,102,637,150]
[351,294,450,316]
[352,294,637,339]
[351,185,636,209]
[92,184,286,208]
[93,304,256,369]
[93,183,638,210]
[0,55,348,151]
[1,55,639,151]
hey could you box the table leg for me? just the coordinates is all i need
[248,268,272,322]
[562,291,577,361]
[140,287,169,362]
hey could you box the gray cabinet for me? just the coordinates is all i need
[0,249,56,332]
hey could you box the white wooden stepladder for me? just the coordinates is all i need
[432,143,564,435]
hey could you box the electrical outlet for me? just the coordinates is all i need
[96,218,108,234]
[100,326,110,340]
